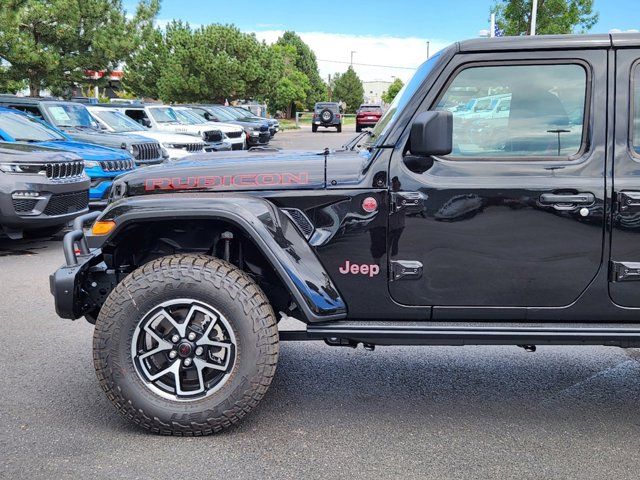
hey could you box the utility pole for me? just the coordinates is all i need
[328,74,332,101]
[530,0,538,35]
[490,13,496,37]
[350,51,356,67]
[426,41,430,58]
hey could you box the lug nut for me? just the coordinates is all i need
[184,358,192,367]
[195,346,204,356]
[169,350,177,359]
[171,334,180,343]
[187,332,197,341]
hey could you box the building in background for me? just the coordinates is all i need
[362,80,392,105]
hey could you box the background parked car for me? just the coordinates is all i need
[187,104,271,147]
[87,106,206,161]
[0,107,135,207]
[0,96,163,166]
[355,104,383,132]
[228,106,279,137]
[312,102,342,132]
[170,106,246,150]
[0,142,89,239]
[110,104,231,152]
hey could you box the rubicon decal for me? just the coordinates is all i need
[338,260,380,277]
[145,172,310,191]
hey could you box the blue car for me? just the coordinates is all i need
[0,107,135,206]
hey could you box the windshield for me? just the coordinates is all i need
[365,52,441,147]
[232,107,256,119]
[43,103,99,129]
[174,108,207,125]
[0,111,66,142]
[148,107,182,124]
[92,110,143,132]
[210,106,238,122]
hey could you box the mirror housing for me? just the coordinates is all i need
[410,110,453,156]
[141,118,152,128]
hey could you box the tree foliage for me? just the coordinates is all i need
[332,66,364,113]
[125,25,323,117]
[492,0,598,36]
[275,31,325,108]
[382,78,404,104]
[0,0,160,96]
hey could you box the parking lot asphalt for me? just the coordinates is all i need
[3,126,640,480]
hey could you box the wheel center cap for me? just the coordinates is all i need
[178,342,193,358]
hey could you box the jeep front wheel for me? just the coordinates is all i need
[93,254,279,435]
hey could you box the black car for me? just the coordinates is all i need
[51,33,640,436]
[187,105,271,147]
[312,102,342,132]
[228,106,279,137]
[0,142,89,239]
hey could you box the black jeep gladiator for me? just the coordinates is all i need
[51,33,640,435]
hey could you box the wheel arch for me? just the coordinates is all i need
[96,194,347,323]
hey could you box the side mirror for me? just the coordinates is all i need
[410,110,453,156]
[142,118,152,128]
[203,112,213,120]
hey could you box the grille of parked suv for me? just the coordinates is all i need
[226,131,243,139]
[132,143,162,161]
[45,161,84,179]
[99,159,134,172]
[259,125,268,132]
[180,143,204,152]
[12,198,38,213]
[43,191,89,216]
[282,208,314,239]
[204,130,223,143]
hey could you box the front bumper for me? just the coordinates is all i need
[0,174,90,237]
[204,140,233,152]
[50,211,110,319]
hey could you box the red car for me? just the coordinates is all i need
[355,104,383,132]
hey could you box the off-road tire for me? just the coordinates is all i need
[93,254,279,435]
[312,124,318,133]
[337,124,342,133]
[355,124,361,133]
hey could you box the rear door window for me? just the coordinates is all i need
[631,63,640,156]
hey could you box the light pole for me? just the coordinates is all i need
[531,0,538,35]
[350,51,356,67]
[426,41,430,58]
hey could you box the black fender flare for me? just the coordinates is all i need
[97,193,347,323]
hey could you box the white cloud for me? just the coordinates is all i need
[252,30,451,83]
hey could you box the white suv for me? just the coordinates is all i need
[87,106,207,161]
[112,105,233,151]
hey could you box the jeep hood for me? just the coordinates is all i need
[116,148,371,197]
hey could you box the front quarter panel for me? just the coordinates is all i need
[98,193,347,322]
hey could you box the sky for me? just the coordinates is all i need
[124,0,640,83]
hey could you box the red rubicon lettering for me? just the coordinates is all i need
[144,172,310,191]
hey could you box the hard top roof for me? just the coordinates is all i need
[458,33,640,53]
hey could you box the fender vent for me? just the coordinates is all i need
[282,208,314,239]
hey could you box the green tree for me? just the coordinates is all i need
[122,25,167,100]
[0,65,26,94]
[332,66,364,113]
[275,31,326,107]
[492,0,598,36]
[0,0,160,97]
[382,78,404,104]
[266,44,311,118]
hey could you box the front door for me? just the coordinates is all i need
[388,50,607,311]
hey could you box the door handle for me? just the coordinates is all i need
[539,192,595,210]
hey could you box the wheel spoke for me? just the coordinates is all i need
[194,355,229,373]
[138,323,173,361]
[155,308,187,337]
[146,358,180,381]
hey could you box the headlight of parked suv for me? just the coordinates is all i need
[0,163,44,174]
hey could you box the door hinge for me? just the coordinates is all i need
[618,191,640,212]
[391,191,424,213]
[611,261,640,282]
[390,260,423,281]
